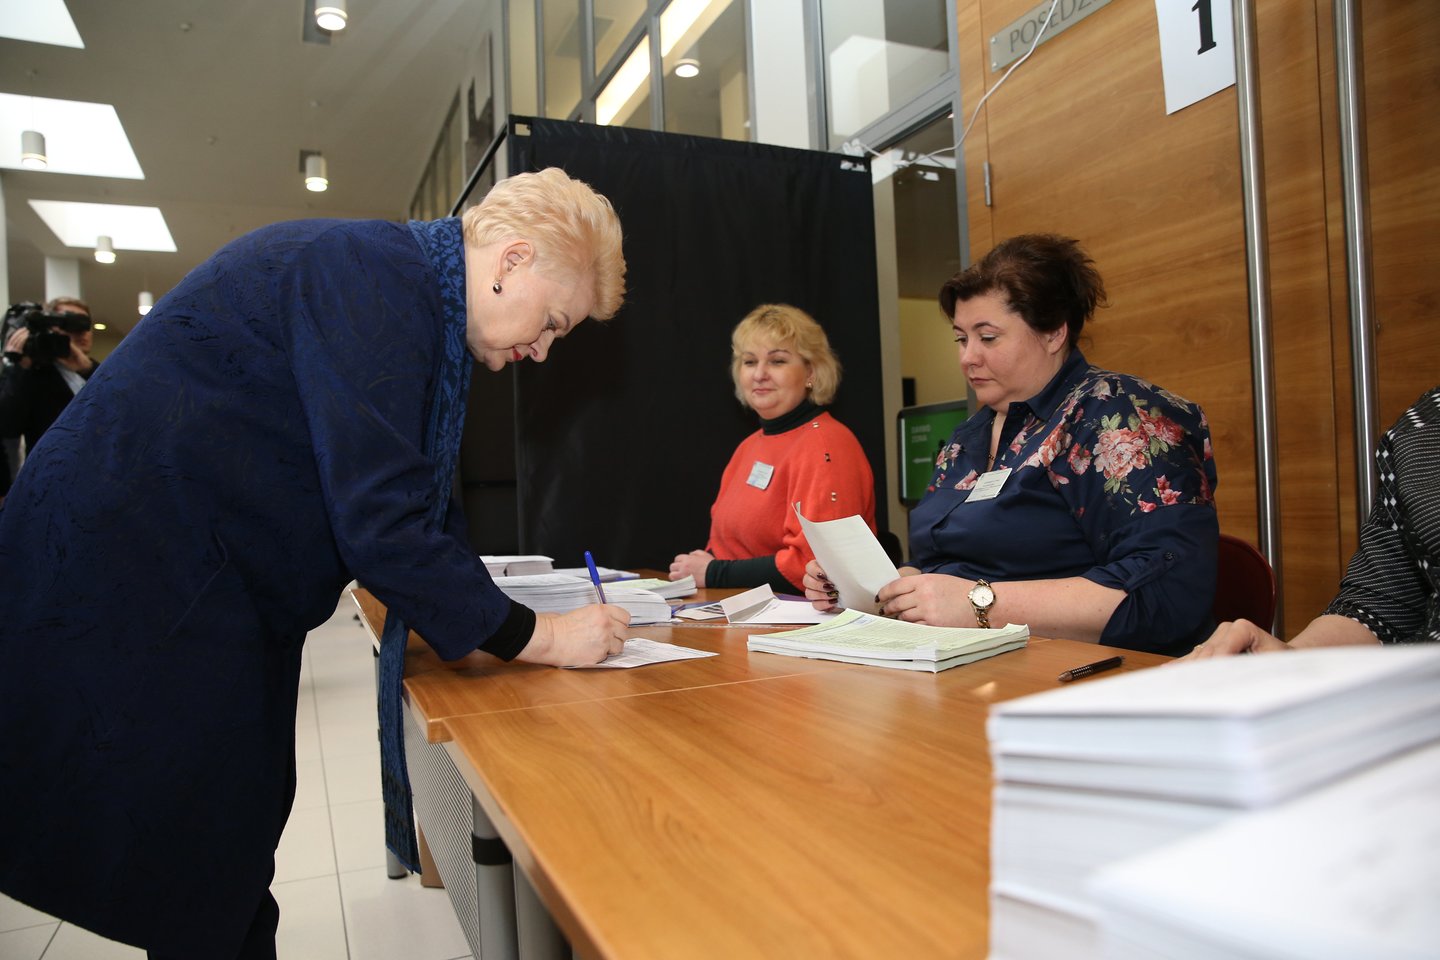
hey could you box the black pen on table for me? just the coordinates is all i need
[583,550,608,604]
[1057,655,1124,683]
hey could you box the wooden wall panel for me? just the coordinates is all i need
[953,0,1347,635]
[1360,1,1440,426]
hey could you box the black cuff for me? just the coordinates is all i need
[705,556,802,594]
[474,600,537,661]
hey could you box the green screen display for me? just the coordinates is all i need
[897,401,969,504]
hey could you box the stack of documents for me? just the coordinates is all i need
[481,555,553,577]
[985,646,1440,960]
[610,575,696,600]
[1091,741,1440,959]
[491,573,672,625]
[747,608,1027,672]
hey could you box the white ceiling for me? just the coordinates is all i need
[0,0,491,346]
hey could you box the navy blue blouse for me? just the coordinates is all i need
[909,350,1219,654]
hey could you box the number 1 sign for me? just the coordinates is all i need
[1155,0,1236,114]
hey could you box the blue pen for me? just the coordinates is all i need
[583,550,608,604]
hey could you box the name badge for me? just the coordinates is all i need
[746,461,775,490]
[966,467,1012,502]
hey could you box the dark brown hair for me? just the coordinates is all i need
[938,234,1105,350]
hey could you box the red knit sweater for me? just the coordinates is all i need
[706,411,876,589]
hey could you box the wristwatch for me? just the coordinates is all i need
[968,580,995,629]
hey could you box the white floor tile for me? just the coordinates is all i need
[0,923,54,960]
[274,806,337,885]
[292,757,329,812]
[273,875,347,960]
[37,923,143,959]
[315,688,378,729]
[330,800,388,875]
[317,716,380,760]
[294,713,324,764]
[338,870,470,960]
[323,750,382,806]
[0,893,54,933]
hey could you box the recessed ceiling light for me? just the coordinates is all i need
[29,200,177,253]
[315,1,348,32]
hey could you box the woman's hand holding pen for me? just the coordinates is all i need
[518,606,629,666]
[669,550,714,586]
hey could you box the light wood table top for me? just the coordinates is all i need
[352,582,1168,958]
[349,585,840,742]
[440,634,1165,959]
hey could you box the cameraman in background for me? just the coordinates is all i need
[0,298,99,475]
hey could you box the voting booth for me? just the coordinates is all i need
[459,116,887,570]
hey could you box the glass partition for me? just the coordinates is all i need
[542,0,582,118]
[822,0,948,146]
[661,0,748,139]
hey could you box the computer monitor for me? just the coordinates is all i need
[896,399,969,506]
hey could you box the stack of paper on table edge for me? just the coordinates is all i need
[985,645,1440,960]
[607,575,696,600]
[491,573,672,625]
[551,564,637,583]
[1089,741,1440,960]
[747,608,1028,672]
[481,554,553,577]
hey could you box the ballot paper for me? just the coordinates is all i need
[748,608,1028,672]
[481,554,554,576]
[565,638,717,669]
[718,584,835,625]
[794,503,898,614]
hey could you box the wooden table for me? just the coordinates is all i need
[351,586,1167,959]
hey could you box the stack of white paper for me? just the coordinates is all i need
[1091,742,1440,960]
[608,575,696,600]
[748,608,1027,672]
[481,554,553,577]
[985,646,1440,960]
[491,573,672,625]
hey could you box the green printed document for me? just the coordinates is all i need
[747,609,1029,673]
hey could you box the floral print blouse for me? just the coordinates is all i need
[908,350,1219,654]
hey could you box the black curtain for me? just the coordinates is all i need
[504,117,885,571]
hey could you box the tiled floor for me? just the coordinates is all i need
[0,597,472,960]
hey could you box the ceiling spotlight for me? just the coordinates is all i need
[315,1,348,31]
[138,291,155,316]
[95,235,116,264]
[674,58,701,79]
[304,154,329,192]
[20,129,48,170]
[93,323,108,331]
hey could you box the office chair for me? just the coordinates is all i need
[1213,533,1277,630]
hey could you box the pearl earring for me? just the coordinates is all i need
[492,281,502,294]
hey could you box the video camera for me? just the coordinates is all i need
[2,301,92,366]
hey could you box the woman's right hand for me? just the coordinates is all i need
[516,606,629,666]
[803,559,840,611]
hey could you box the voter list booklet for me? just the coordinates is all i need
[747,608,1029,672]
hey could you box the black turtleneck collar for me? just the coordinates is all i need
[759,398,823,436]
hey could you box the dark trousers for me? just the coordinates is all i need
[147,891,278,960]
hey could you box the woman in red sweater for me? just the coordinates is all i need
[668,304,876,592]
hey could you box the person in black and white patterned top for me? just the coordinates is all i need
[1186,385,1439,657]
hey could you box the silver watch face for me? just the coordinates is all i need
[970,583,994,607]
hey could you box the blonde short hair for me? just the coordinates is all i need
[461,168,626,320]
[730,304,842,407]
[46,296,90,316]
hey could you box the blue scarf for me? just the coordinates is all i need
[378,217,473,872]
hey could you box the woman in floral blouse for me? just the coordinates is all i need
[805,234,1219,654]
